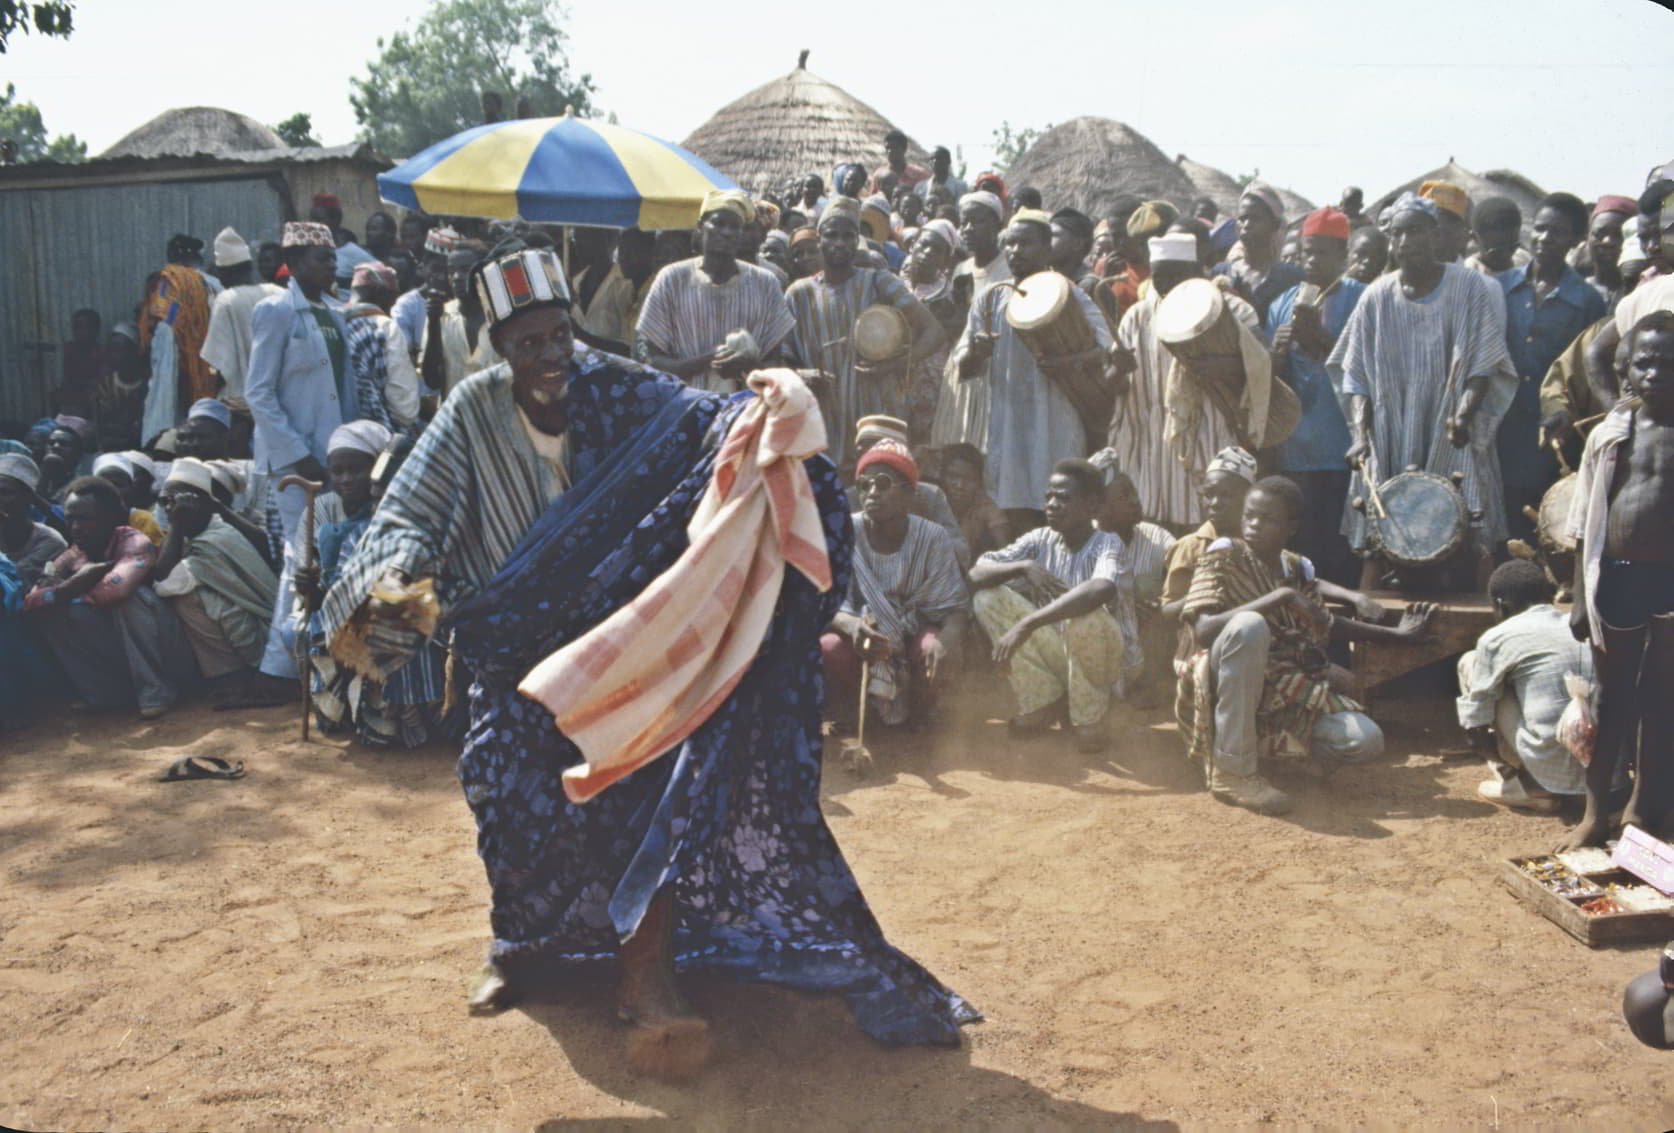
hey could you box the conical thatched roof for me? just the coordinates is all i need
[1274,186,1314,218]
[681,52,924,197]
[1175,154,1243,219]
[1005,117,1197,220]
[1370,159,1547,226]
[102,106,286,159]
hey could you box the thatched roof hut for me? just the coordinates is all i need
[101,106,287,160]
[1006,117,1197,219]
[681,51,924,197]
[1273,186,1314,219]
[1369,159,1547,227]
[1174,154,1242,220]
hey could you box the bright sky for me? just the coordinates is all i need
[9,0,1670,205]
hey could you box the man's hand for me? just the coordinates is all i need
[712,346,758,381]
[1445,412,1473,449]
[425,290,448,321]
[294,563,323,612]
[922,634,948,681]
[1346,433,1371,469]
[1570,602,1590,643]
[959,331,997,376]
[992,621,1033,665]
[1540,409,1574,450]
[1108,342,1138,376]
[293,456,327,484]
[854,620,894,663]
[1396,600,1438,639]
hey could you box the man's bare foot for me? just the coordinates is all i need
[1556,814,1613,851]
[617,960,711,1079]
[466,961,518,1014]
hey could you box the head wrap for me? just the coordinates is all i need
[53,414,92,443]
[1148,233,1199,264]
[351,260,400,292]
[1094,218,1116,241]
[860,195,893,243]
[1301,207,1352,241]
[1390,191,1440,224]
[700,189,755,224]
[328,419,394,458]
[1008,207,1053,232]
[1206,446,1257,484]
[854,414,909,447]
[282,221,336,248]
[958,190,1006,224]
[790,226,820,248]
[473,245,571,328]
[311,192,343,211]
[819,196,864,230]
[213,226,252,267]
[93,452,135,480]
[918,218,961,254]
[1239,181,1286,227]
[855,437,918,486]
[1594,194,1639,219]
[1126,199,1179,239]
[753,200,781,229]
[164,457,216,496]
[0,452,41,490]
[1088,447,1122,484]
[122,451,158,481]
[973,171,1009,203]
[167,233,204,260]
[187,398,233,429]
[1418,180,1470,220]
[762,228,789,250]
[832,162,868,191]
[207,460,246,497]
[424,225,462,256]
[0,439,27,457]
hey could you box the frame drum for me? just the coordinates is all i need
[1366,470,1468,568]
[853,304,909,363]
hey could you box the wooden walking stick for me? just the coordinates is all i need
[278,474,324,742]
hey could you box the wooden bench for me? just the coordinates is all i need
[1348,590,1497,705]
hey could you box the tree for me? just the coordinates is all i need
[991,120,1050,172]
[0,82,84,163]
[0,0,73,54]
[273,112,320,148]
[349,0,595,158]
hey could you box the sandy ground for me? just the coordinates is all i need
[6,665,1674,1130]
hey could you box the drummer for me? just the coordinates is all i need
[1109,232,1257,531]
[1263,206,1367,585]
[1330,191,1516,589]
[784,197,944,466]
[952,208,1112,532]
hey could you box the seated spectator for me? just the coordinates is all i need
[39,415,93,505]
[1179,476,1433,815]
[92,453,164,544]
[821,439,969,730]
[1456,561,1594,812]
[1091,455,1177,705]
[0,451,68,587]
[937,442,1009,558]
[151,458,281,699]
[175,397,234,461]
[850,415,969,568]
[1160,447,1256,624]
[969,458,1139,752]
[24,475,194,719]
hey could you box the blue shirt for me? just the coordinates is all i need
[391,288,426,356]
[1496,263,1606,488]
[1263,276,1366,472]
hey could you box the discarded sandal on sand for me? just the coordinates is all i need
[159,756,246,782]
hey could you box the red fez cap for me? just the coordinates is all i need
[312,192,343,210]
[1594,194,1639,219]
[855,438,919,486]
[1301,207,1351,241]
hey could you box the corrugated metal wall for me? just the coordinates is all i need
[0,177,287,427]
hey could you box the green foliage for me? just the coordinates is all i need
[0,0,74,53]
[273,112,320,148]
[991,121,1051,172]
[0,82,83,163]
[349,0,595,158]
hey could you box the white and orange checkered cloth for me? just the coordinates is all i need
[519,368,833,803]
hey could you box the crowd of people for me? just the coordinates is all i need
[6,130,1674,1070]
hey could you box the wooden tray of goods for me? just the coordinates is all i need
[1502,833,1674,946]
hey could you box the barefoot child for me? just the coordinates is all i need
[1563,310,1674,847]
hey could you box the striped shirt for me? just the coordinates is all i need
[785,268,917,466]
[1107,520,1176,607]
[633,257,796,389]
[933,252,1013,451]
[1455,603,1592,795]
[843,513,969,648]
[1328,262,1516,550]
[1114,289,1257,527]
[979,525,1139,669]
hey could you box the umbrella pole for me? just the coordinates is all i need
[563,226,571,281]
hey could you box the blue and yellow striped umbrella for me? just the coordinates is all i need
[377,111,738,230]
